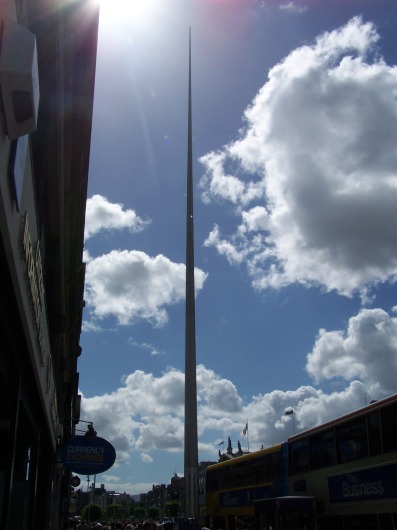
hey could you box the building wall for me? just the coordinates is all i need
[0,0,99,528]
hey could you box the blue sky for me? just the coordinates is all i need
[77,0,397,495]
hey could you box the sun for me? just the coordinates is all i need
[98,0,157,24]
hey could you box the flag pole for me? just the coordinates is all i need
[242,421,249,452]
[285,408,295,435]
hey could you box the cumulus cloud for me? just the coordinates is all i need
[85,194,150,240]
[83,196,208,328]
[77,18,397,497]
[200,17,397,298]
[79,365,243,465]
[84,250,207,327]
[79,303,397,491]
[307,308,397,396]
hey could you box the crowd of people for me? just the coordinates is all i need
[68,518,164,530]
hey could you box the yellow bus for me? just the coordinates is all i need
[288,393,397,530]
[205,443,288,530]
[206,394,397,530]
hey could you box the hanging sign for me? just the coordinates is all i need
[61,436,116,475]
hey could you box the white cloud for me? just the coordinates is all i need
[85,194,150,240]
[197,364,243,414]
[140,453,154,463]
[83,195,208,328]
[200,17,397,298]
[78,364,244,467]
[78,304,397,489]
[307,308,397,396]
[129,339,165,356]
[76,17,397,498]
[240,206,270,232]
[279,2,308,14]
[84,250,207,326]
[200,151,263,207]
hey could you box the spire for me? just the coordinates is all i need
[184,27,199,519]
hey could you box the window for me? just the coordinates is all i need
[264,451,280,481]
[225,464,237,488]
[367,410,382,456]
[289,439,309,475]
[208,468,226,491]
[381,402,397,453]
[250,456,265,485]
[310,428,335,470]
[235,461,249,487]
[336,417,368,464]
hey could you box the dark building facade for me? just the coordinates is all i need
[0,0,99,528]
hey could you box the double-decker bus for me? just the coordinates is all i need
[288,393,397,530]
[206,393,397,530]
[205,443,288,530]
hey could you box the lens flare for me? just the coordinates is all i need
[99,0,157,24]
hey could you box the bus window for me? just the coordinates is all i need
[335,417,367,464]
[226,464,238,489]
[367,410,381,456]
[309,428,335,470]
[289,439,309,475]
[381,402,397,453]
[250,457,265,485]
[206,470,217,492]
[235,460,251,487]
[264,451,280,481]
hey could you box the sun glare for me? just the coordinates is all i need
[98,0,157,24]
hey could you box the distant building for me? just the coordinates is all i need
[198,462,217,516]
[142,483,168,514]
[167,472,182,507]
[217,437,248,462]
[73,462,217,521]
[90,484,108,512]
[73,484,135,519]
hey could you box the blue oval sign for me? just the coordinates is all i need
[61,436,116,475]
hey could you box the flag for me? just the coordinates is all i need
[285,409,294,416]
[242,423,248,436]
[218,440,224,445]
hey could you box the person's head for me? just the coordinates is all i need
[142,519,157,530]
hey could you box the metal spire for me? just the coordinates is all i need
[184,27,199,519]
